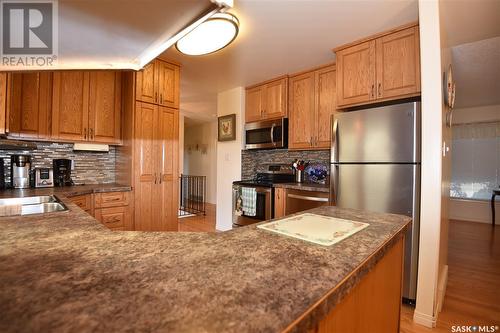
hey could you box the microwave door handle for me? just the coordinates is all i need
[270,123,276,146]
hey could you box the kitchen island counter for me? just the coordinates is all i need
[0,199,410,332]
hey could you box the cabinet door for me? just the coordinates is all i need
[133,102,161,231]
[274,187,286,218]
[158,106,179,231]
[156,60,179,108]
[245,86,263,123]
[315,66,336,149]
[7,72,51,139]
[376,27,420,99]
[288,71,315,149]
[263,78,287,120]
[135,61,157,104]
[336,40,376,107]
[0,73,7,135]
[52,71,90,141]
[88,71,122,144]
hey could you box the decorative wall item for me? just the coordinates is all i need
[443,64,456,127]
[218,114,236,141]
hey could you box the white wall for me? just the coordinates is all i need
[414,0,449,327]
[453,104,500,124]
[183,121,218,204]
[216,87,245,231]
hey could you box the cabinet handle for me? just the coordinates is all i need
[378,83,382,97]
[159,173,162,184]
[90,128,94,140]
[371,84,375,98]
[160,94,163,104]
[310,137,313,146]
[84,128,87,140]
[155,92,158,103]
[154,173,157,184]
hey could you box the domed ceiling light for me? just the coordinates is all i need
[176,12,239,56]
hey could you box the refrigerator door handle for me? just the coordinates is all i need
[330,164,339,205]
[331,116,339,164]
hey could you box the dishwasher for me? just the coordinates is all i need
[285,189,330,215]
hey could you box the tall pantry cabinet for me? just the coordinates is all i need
[118,59,180,231]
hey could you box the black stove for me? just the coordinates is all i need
[233,165,295,188]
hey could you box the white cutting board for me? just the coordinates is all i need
[257,213,369,246]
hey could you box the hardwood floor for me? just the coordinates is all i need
[400,220,500,332]
[178,203,216,232]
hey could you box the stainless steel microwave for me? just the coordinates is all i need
[245,118,288,150]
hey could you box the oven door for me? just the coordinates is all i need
[245,118,287,150]
[232,185,272,227]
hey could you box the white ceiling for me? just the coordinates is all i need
[0,0,216,71]
[440,0,500,109]
[451,37,500,108]
[162,0,419,121]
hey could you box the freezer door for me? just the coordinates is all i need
[332,102,420,163]
[331,163,420,301]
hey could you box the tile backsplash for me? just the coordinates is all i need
[241,149,330,180]
[0,142,116,185]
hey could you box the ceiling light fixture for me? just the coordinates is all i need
[175,12,239,56]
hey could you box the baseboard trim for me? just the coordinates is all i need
[413,310,437,328]
[437,265,448,313]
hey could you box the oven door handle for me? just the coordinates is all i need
[287,193,329,202]
[270,123,276,146]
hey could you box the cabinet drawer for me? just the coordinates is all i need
[95,191,129,208]
[95,206,127,229]
[69,194,92,211]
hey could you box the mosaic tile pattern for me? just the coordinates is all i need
[241,148,330,180]
[0,142,116,185]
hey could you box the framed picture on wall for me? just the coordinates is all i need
[218,114,236,141]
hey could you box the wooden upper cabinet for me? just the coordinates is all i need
[245,86,263,123]
[288,71,315,149]
[289,64,336,150]
[0,73,7,135]
[135,59,180,109]
[245,76,288,123]
[7,72,51,139]
[335,23,420,108]
[136,62,157,104]
[52,71,90,141]
[376,26,420,99]
[156,61,180,108]
[336,40,376,107]
[264,77,287,120]
[88,71,122,144]
[315,66,336,148]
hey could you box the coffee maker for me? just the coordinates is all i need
[0,157,5,190]
[53,159,73,187]
[10,155,31,189]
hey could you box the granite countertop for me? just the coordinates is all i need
[0,196,410,332]
[273,182,330,193]
[0,183,132,198]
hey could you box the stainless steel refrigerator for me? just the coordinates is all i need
[330,101,420,302]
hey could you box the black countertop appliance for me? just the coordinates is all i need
[53,159,73,186]
[0,157,5,189]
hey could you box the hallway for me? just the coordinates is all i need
[401,220,500,332]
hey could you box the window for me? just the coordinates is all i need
[451,121,500,200]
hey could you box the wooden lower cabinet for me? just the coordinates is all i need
[68,194,94,216]
[311,237,404,333]
[94,191,132,231]
[133,102,178,231]
[274,187,286,219]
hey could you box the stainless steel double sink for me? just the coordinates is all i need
[0,195,68,216]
